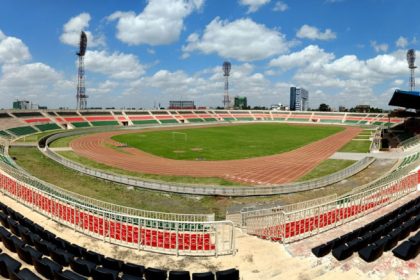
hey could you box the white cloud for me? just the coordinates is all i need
[267,45,412,108]
[60,13,105,47]
[393,79,404,86]
[84,50,145,79]
[1,63,61,86]
[273,1,288,12]
[183,17,289,61]
[0,30,31,64]
[88,80,118,95]
[366,52,407,76]
[370,40,388,53]
[239,0,271,13]
[269,45,334,70]
[108,0,203,45]
[117,62,291,109]
[395,36,408,48]
[0,63,72,108]
[296,24,336,41]
[0,31,76,109]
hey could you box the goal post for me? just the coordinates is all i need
[171,132,188,142]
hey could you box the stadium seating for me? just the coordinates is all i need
[145,267,167,280]
[132,120,159,125]
[0,202,239,280]
[168,270,190,280]
[7,126,38,136]
[90,121,119,126]
[0,130,12,138]
[191,272,214,280]
[35,123,60,131]
[54,270,87,280]
[215,268,240,280]
[10,268,41,280]
[0,253,22,278]
[71,122,91,128]
[159,119,179,124]
[0,109,406,140]
[33,257,63,279]
[312,196,420,262]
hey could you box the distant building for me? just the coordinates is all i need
[339,106,347,112]
[290,87,309,111]
[234,96,247,109]
[354,105,370,113]
[13,100,31,110]
[271,103,288,111]
[168,100,195,109]
[12,100,46,110]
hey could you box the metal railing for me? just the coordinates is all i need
[0,159,214,222]
[240,194,338,228]
[0,161,235,256]
[399,135,420,151]
[42,129,376,196]
[245,171,418,243]
[347,154,420,195]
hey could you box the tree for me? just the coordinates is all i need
[318,103,331,111]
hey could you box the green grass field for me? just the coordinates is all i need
[337,129,372,153]
[112,123,344,160]
[338,140,371,153]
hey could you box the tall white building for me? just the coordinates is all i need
[290,87,309,111]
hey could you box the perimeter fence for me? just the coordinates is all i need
[399,135,420,151]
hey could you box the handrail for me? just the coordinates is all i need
[399,135,420,150]
[244,171,418,243]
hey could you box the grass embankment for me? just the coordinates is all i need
[338,130,372,153]
[9,147,223,216]
[15,130,61,142]
[297,159,356,181]
[57,150,242,186]
[112,123,344,161]
[9,147,367,219]
[49,135,81,148]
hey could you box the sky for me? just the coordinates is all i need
[0,0,419,110]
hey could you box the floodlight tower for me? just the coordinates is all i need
[222,61,231,109]
[76,31,88,110]
[407,49,417,91]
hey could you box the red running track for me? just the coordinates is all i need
[0,173,214,251]
[70,125,362,185]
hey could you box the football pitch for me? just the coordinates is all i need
[112,123,344,160]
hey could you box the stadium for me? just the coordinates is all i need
[1,2,420,280]
[0,101,420,280]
